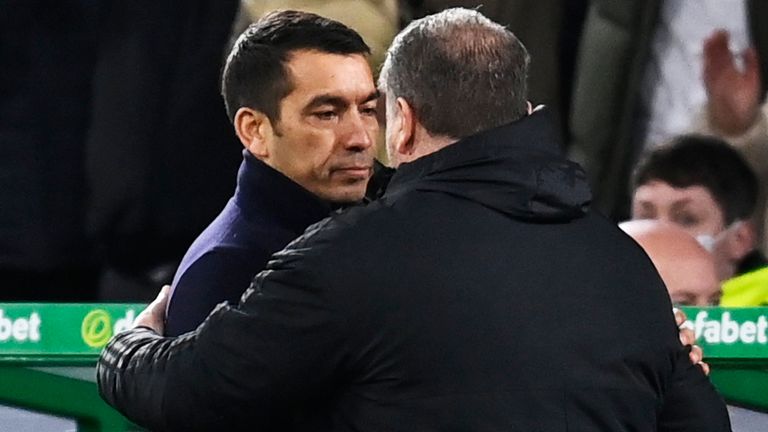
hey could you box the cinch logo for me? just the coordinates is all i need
[81,309,136,348]
[0,309,41,343]
[689,311,768,344]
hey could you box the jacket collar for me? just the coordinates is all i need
[234,150,332,231]
[384,109,592,222]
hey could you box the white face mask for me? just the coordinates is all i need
[695,220,742,252]
[696,234,717,252]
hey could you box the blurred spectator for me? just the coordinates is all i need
[238,0,398,69]
[697,29,768,253]
[569,0,768,220]
[403,0,589,141]
[86,0,242,301]
[0,0,101,301]
[621,218,768,430]
[631,134,768,306]
[619,219,721,306]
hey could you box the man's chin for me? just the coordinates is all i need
[323,184,368,205]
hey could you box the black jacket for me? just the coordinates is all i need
[98,110,730,431]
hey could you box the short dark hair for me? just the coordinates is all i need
[221,10,370,122]
[632,134,758,224]
[379,8,530,139]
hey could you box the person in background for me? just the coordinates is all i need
[697,28,768,253]
[569,0,768,221]
[238,0,398,68]
[98,9,728,431]
[163,10,378,336]
[620,219,721,306]
[621,218,768,431]
[631,134,768,305]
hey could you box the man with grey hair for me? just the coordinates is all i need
[380,8,530,140]
[97,8,730,431]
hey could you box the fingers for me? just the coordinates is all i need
[673,308,687,328]
[703,29,759,83]
[148,285,171,323]
[704,29,730,52]
[699,361,711,376]
[674,308,695,345]
[703,29,731,62]
[679,327,696,346]
[689,344,703,364]
[703,29,735,86]
[674,309,710,375]
[132,285,172,334]
[154,285,171,309]
[743,47,761,80]
[689,346,711,376]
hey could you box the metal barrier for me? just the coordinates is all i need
[0,304,764,431]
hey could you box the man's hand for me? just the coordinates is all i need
[132,285,171,334]
[703,29,761,136]
[674,308,710,376]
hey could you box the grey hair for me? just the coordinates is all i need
[379,8,530,139]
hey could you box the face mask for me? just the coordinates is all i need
[696,234,716,252]
[695,220,742,252]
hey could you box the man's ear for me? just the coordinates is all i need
[727,220,757,260]
[394,97,416,157]
[233,107,273,158]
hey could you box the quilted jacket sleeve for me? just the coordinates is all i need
[97,218,350,431]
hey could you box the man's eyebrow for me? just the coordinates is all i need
[670,198,694,209]
[305,94,349,111]
[305,90,381,111]
[362,90,380,103]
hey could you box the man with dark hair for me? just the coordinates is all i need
[98,8,729,430]
[164,10,378,335]
[632,134,768,305]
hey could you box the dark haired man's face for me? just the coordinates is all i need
[631,180,739,280]
[631,180,726,238]
[264,50,379,203]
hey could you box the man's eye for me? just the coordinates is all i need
[708,294,722,306]
[634,210,650,219]
[632,208,654,220]
[675,213,699,227]
[361,106,378,116]
[314,111,337,120]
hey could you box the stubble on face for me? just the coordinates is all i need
[265,50,380,203]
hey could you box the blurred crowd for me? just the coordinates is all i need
[2,0,767,306]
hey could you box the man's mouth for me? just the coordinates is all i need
[333,166,372,178]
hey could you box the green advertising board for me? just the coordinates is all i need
[0,304,145,363]
[679,307,768,363]
[0,303,146,431]
[0,304,765,430]
[0,304,761,363]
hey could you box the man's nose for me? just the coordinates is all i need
[342,112,375,151]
